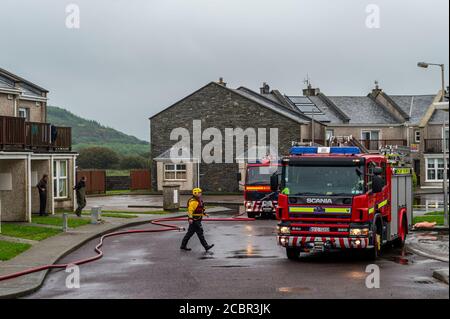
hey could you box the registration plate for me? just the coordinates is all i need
[310,227,330,232]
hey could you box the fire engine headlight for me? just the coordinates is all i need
[349,228,369,237]
[277,226,290,234]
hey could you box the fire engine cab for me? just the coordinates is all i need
[243,161,281,218]
[273,145,413,260]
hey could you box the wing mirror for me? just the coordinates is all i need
[270,173,279,192]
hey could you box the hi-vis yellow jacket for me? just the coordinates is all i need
[187,197,206,220]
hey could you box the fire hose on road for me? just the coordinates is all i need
[0,215,254,283]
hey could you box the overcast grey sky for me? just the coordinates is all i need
[1,0,448,140]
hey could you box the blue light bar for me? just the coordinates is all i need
[290,146,360,155]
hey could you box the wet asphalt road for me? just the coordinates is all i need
[27,213,449,299]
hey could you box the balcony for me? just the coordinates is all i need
[360,139,407,151]
[0,115,71,152]
[424,139,448,153]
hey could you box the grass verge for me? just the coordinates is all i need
[424,211,444,216]
[0,224,61,241]
[0,240,32,261]
[413,215,444,226]
[32,216,90,228]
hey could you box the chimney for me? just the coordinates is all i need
[302,83,320,96]
[260,82,270,94]
[371,80,382,96]
[217,77,227,87]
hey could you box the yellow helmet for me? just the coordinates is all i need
[192,187,202,196]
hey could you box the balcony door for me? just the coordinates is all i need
[361,130,380,150]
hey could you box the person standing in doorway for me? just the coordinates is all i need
[180,188,214,252]
[36,174,48,216]
[73,176,87,217]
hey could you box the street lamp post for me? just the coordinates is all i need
[418,62,448,226]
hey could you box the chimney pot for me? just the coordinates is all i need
[260,82,270,94]
[217,77,227,87]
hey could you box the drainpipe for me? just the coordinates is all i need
[27,154,32,222]
[50,155,55,215]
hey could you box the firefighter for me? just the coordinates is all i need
[180,187,214,252]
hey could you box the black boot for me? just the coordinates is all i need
[180,246,192,251]
[205,244,214,251]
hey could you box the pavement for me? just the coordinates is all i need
[25,213,448,299]
[405,229,449,285]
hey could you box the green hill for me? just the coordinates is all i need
[47,106,149,157]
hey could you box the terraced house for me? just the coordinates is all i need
[282,82,448,189]
[0,68,76,222]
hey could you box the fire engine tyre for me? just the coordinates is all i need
[286,247,301,260]
[393,217,408,248]
[247,212,257,219]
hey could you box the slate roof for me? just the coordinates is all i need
[0,67,48,97]
[389,95,436,125]
[429,109,449,124]
[234,86,311,124]
[325,96,399,124]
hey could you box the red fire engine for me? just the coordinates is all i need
[243,161,281,218]
[273,145,413,260]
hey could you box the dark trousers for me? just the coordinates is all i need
[75,194,86,216]
[181,220,208,248]
[39,192,47,215]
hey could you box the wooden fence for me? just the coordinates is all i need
[76,170,106,195]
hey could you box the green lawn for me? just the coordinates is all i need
[106,170,130,177]
[413,215,444,226]
[32,216,90,228]
[0,224,61,241]
[0,240,32,261]
[424,211,444,216]
[104,190,152,196]
[100,213,138,219]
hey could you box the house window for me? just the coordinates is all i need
[426,158,449,182]
[164,163,187,181]
[361,130,380,140]
[53,160,68,198]
[18,107,30,121]
[326,129,334,141]
[414,130,421,143]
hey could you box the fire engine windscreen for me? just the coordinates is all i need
[247,166,281,185]
[282,161,365,196]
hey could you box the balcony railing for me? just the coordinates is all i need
[0,115,71,152]
[361,139,407,151]
[424,139,448,153]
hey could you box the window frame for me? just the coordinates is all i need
[414,130,421,143]
[53,160,69,199]
[18,107,30,121]
[425,157,449,182]
[163,163,187,181]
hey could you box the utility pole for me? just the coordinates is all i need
[418,62,448,226]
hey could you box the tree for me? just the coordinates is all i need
[77,147,120,169]
[120,156,149,169]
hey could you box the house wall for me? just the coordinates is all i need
[327,126,405,140]
[0,93,15,116]
[0,159,27,222]
[17,99,45,123]
[150,83,304,192]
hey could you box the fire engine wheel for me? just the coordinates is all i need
[393,218,408,248]
[286,247,301,260]
[247,212,257,219]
